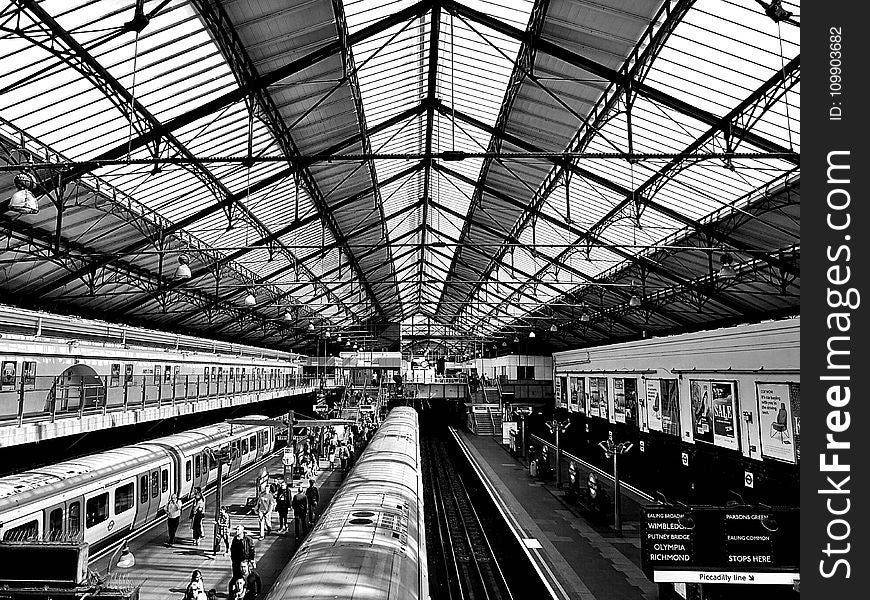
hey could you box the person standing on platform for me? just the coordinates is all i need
[242,560,262,600]
[215,506,232,556]
[165,493,182,546]
[291,486,308,540]
[230,525,255,581]
[275,482,289,533]
[190,488,206,546]
[184,570,208,600]
[305,479,320,527]
[256,487,275,538]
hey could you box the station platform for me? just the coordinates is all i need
[453,429,658,600]
[90,454,343,600]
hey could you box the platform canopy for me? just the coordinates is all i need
[0,0,799,356]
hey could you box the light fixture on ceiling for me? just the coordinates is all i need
[719,251,737,279]
[8,172,38,214]
[337,334,342,342]
[325,330,331,339]
[244,292,256,306]
[528,330,536,338]
[513,335,519,343]
[501,341,507,347]
[175,254,192,279]
[284,310,293,321]
[580,310,590,323]
[549,324,558,333]
[308,322,315,331]
[353,342,358,349]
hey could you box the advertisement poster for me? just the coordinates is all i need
[554,376,564,409]
[645,379,663,432]
[568,376,584,413]
[164,365,172,383]
[756,383,796,463]
[154,364,161,385]
[110,363,121,387]
[124,363,134,384]
[660,379,681,438]
[204,366,211,382]
[23,361,37,391]
[690,380,714,444]
[614,378,626,423]
[613,378,638,426]
[623,378,638,427]
[588,377,600,418]
[1,361,16,391]
[711,381,739,450]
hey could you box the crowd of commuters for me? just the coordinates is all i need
[173,409,383,600]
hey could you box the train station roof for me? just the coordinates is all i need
[0,0,799,356]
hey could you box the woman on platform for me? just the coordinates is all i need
[190,487,206,546]
[165,493,183,547]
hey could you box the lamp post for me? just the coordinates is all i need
[598,438,634,535]
[204,444,240,555]
[545,418,570,487]
[515,406,532,460]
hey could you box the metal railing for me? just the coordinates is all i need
[0,374,325,427]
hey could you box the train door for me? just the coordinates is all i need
[255,430,264,459]
[193,453,206,492]
[229,439,242,473]
[66,498,82,540]
[133,471,151,529]
[148,469,161,520]
[45,502,65,541]
[159,464,171,510]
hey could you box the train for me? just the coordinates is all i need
[0,418,275,549]
[264,406,428,600]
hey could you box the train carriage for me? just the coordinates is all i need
[0,418,274,551]
[264,406,427,600]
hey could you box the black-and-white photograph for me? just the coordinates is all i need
[1,1,864,599]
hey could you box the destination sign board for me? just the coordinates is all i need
[641,506,799,584]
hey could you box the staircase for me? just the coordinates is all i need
[473,412,494,436]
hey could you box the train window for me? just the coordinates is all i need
[162,469,169,492]
[68,502,81,536]
[86,493,109,528]
[250,435,256,450]
[185,460,191,482]
[195,455,201,478]
[49,508,63,540]
[151,472,159,499]
[3,520,38,541]
[115,483,134,514]
[241,438,248,454]
[140,475,148,504]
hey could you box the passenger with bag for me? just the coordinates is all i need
[291,486,308,540]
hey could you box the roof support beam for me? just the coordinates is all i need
[331,0,404,312]
[433,163,759,318]
[417,2,441,308]
[193,0,391,322]
[442,0,797,162]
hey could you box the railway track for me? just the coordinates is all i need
[424,434,513,600]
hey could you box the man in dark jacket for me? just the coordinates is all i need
[305,479,320,526]
[291,486,308,540]
[230,525,255,580]
[242,560,262,600]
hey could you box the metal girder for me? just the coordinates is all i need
[432,0,548,319]
[434,0,693,318]
[416,2,441,308]
[0,213,300,350]
[432,163,761,319]
[443,0,797,162]
[331,0,404,311]
[425,221,651,338]
[192,0,389,322]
